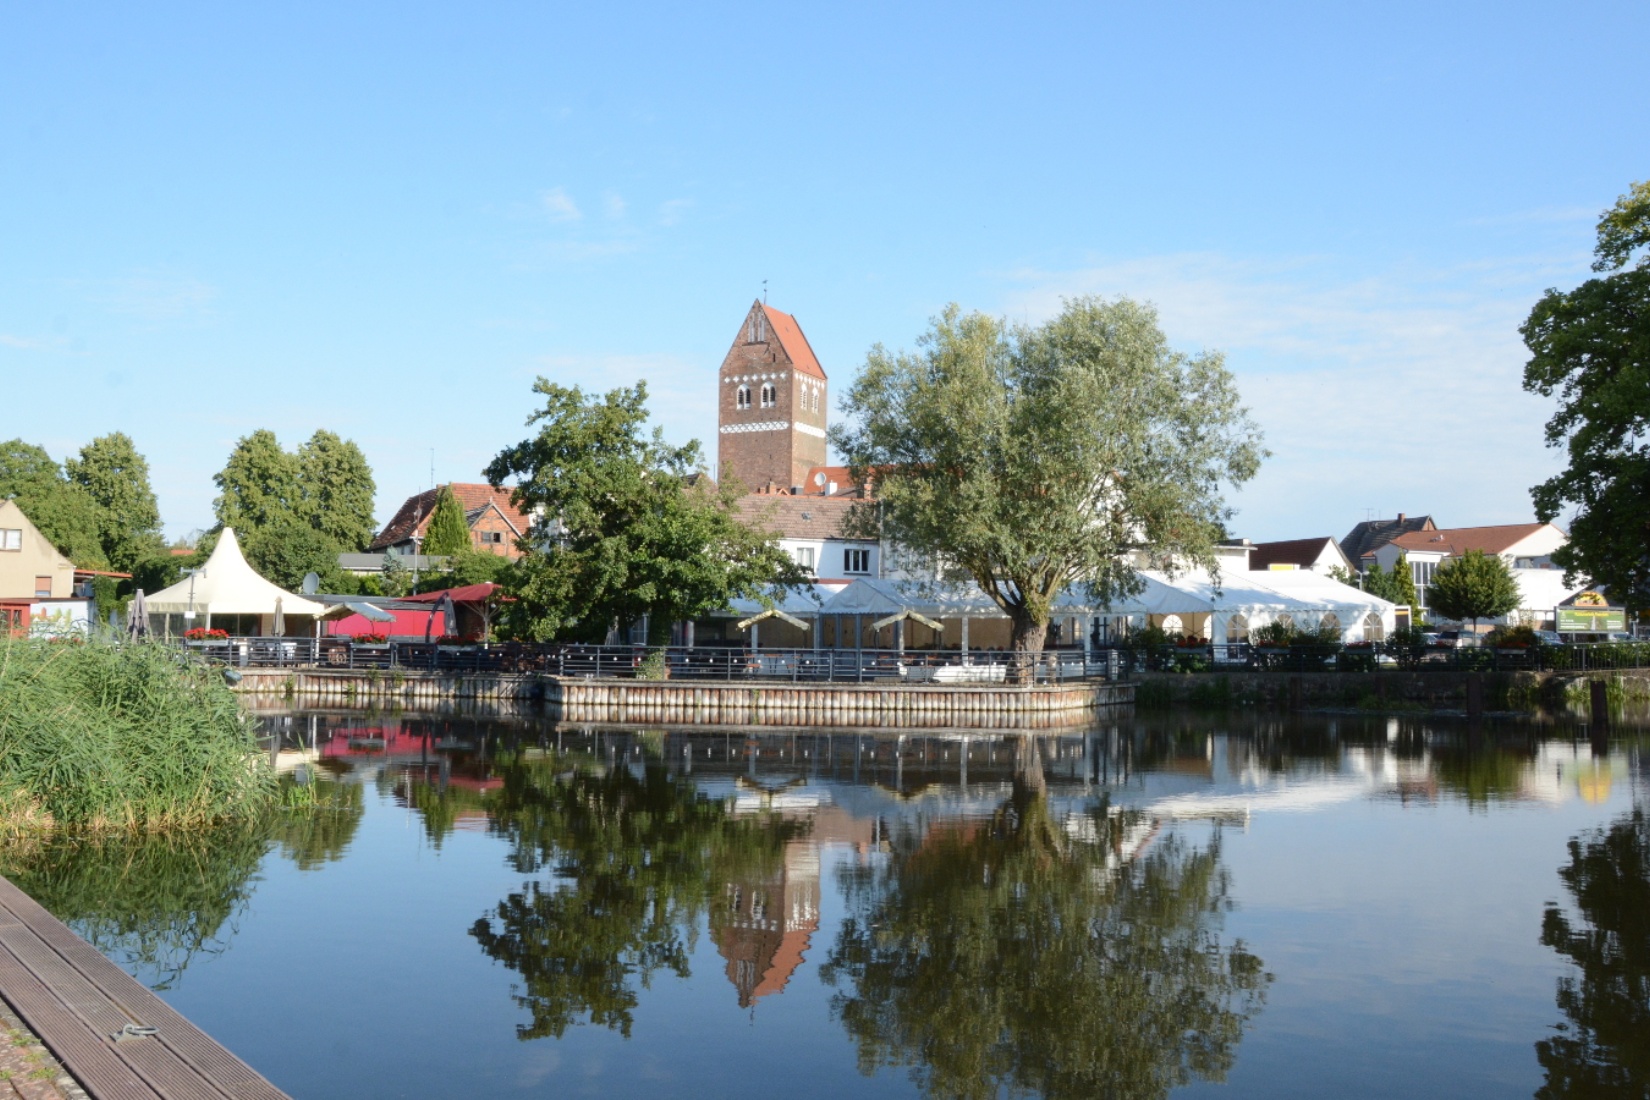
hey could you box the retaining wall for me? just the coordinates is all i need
[230,668,1133,729]
[1136,669,1650,709]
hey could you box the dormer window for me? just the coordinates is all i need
[760,383,776,408]
[736,385,751,409]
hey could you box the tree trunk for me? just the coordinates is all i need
[1008,612,1048,686]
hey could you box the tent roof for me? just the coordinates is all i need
[1105,568,1396,619]
[819,578,1104,618]
[144,529,328,616]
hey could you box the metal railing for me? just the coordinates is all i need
[178,637,1127,684]
[1123,640,1650,675]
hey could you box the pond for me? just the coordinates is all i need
[4,707,1647,1099]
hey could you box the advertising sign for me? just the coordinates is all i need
[1557,591,1626,632]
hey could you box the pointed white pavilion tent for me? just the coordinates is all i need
[145,528,327,635]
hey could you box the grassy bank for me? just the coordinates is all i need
[0,636,278,835]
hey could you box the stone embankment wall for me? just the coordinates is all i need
[1136,669,1650,710]
[230,669,1132,729]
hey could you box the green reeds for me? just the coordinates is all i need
[0,636,278,834]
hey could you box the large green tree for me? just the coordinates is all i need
[0,439,106,567]
[484,379,805,644]
[1426,549,1521,631]
[831,298,1265,676]
[821,737,1269,1100]
[1523,182,1650,604]
[213,430,301,533]
[65,432,164,571]
[295,430,377,552]
[421,484,471,557]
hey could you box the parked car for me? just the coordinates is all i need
[1422,632,1442,648]
[1534,630,1564,647]
[1434,630,1480,649]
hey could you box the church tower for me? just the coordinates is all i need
[716,300,828,492]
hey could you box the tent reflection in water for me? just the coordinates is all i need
[143,528,327,637]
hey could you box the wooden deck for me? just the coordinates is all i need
[0,875,289,1100]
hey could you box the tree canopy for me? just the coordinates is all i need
[421,484,471,557]
[0,439,106,567]
[484,379,805,644]
[1523,181,1650,604]
[295,430,377,552]
[65,432,164,572]
[1426,550,1521,630]
[831,298,1265,668]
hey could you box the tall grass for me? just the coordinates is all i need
[0,636,278,834]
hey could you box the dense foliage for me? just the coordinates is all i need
[1523,181,1650,605]
[421,484,472,557]
[211,428,378,589]
[0,438,112,568]
[0,637,277,832]
[831,297,1265,672]
[485,380,805,644]
[65,432,165,572]
[1426,549,1522,630]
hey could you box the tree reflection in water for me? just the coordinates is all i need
[1539,808,1650,1098]
[469,749,803,1039]
[821,736,1270,1100]
[0,779,361,990]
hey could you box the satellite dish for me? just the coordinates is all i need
[813,472,826,487]
[301,572,320,595]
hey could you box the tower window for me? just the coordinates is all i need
[760,383,776,408]
[736,385,751,409]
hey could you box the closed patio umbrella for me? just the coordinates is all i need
[126,589,150,641]
[273,595,285,637]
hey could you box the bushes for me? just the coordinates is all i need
[0,636,278,834]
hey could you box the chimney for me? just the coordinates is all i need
[827,480,838,496]
[1396,513,1406,523]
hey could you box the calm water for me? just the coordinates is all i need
[5,708,1648,1100]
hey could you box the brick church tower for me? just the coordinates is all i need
[717,300,828,492]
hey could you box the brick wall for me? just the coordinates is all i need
[717,304,827,492]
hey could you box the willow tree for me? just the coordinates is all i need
[832,297,1265,672]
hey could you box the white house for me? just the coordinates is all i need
[1363,522,1574,626]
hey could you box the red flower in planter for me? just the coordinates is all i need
[183,627,229,641]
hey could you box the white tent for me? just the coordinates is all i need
[145,528,326,633]
[1102,568,1397,643]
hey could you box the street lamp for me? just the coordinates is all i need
[182,568,204,630]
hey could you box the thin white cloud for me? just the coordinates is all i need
[540,187,582,222]
[995,252,1583,540]
[86,274,218,322]
[602,191,627,220]
[0,333,62,350]
[658,198,692,227]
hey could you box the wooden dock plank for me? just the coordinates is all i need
[0,875,290,1100]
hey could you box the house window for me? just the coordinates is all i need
[844,548,871,574]
[795,547,815,572]
[736,385,751,409]
[479,531,503,544]
[35,576,52,598]
[760,383,776,408]
[0,529,20,551]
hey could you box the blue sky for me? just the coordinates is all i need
[3,2,1645,543]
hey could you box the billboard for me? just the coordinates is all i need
[1557,591,1626,633]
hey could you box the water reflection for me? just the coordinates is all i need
[822,737,1269,1100]
[0,826,269,990]
[467,745,805,1038]
[1539,807,1650,1097]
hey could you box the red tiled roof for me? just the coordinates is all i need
[1387,523,1556,557]
[369,483,530,551]
[402,583,501,604]
[761,303,826,381]
[733,494,864,540]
